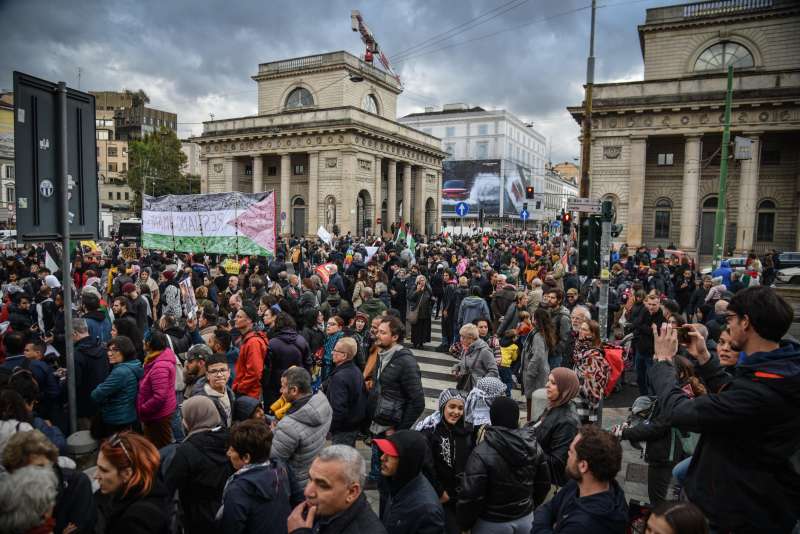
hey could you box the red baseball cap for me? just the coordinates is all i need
[373,438,399,457]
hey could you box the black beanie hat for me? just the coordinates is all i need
[490,396,520,429]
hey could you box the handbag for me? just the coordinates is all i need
[455,346,478,391]
[407,308,419,325]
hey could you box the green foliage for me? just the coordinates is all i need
[125,128,192,212]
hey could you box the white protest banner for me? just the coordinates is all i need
[317,226,333,246]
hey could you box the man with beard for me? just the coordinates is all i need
[532,425,628,533]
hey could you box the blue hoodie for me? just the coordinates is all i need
[532,479,628,533]
[711,260,733,289]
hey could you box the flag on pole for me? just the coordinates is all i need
[406,233,416,255]
[395,227,406,245]
[44,243,62,274]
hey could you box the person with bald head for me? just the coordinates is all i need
[322,337,367,447]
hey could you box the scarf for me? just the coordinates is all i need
[464,377,506,426]
[414,388,465,431]
[548,367,580,408]
[144,350,161,366]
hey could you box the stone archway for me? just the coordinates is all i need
[699,196,718,255]
[292,197,306,237]
[425,197,437,236]
[381,200,388,233]
[356,189,372,236]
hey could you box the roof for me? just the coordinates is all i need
[401,106,487,119]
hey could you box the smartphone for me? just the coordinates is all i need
[677,326,691,344]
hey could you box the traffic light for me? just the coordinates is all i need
[525,186,535,199]
[578,216,601,276]
[562,212,572,235]
[611,224,624,238]
[523,202,528,211]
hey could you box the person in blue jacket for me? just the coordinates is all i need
[711,259,733,289]
[533,425,628,533]
[90,335,142,440]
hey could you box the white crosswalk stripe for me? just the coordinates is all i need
[407,319,528,417]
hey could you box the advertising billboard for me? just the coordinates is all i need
[442,159,531,217]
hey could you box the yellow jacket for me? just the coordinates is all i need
[500,343,519,367]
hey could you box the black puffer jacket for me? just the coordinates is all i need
[265,328,309,405]
[370,347,425,430]
[457,426,550,529]
[323,360,367,433]
[164,428,233,534]
[74,336,110,418]
[621,393,685,466]
[98,479,171,534]
[531,402,580,487]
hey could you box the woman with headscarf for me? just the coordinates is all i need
[164,396,233,534]
[463,376,507,441]
[530,368,580,488]
[416,389,474,534]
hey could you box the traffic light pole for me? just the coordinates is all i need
[712,65,734,269]
[598,218,611,342]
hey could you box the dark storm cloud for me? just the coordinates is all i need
[0,0,672,161]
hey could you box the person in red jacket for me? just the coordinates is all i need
[232,304,268,400]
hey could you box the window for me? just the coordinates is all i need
[362,94,379,114]
[444,143,455,158]
[285,87,314,109]
[108,192,113,200]
[756,200,776,242]
[761,147,780,165]
[96,130,109,140]
[294,164,305,175]
[116,192,121,200]
[654,198,672,239]
[657,153,674,166]
[108,162,118,172]
[122,162,127,172]
[108,146,117,157]
[478,124,488,136]
[694,42,754,72]
[124,192,130,200]
[445,126,455,137]
[5,188,14,203]
[476,141,488,159]
[3,165,13,179]
[244,164,252,176]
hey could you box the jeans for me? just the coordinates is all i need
[635,351,653,397]
[672,456,691,485]
[470,512,534,533]
[331,430,358,447]
[171,391,185,442]
[499,367,514,397]
[369,442,382,481]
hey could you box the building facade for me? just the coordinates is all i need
[0,93,14,227]
[543,164,580,220]
[192,51,446,237]
[399,105,548,223]
[91,90,178,141]
[181,141,201,177]
[96,110,135,224]
[568,0,800,255]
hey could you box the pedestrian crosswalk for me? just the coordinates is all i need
[408,319,528,418]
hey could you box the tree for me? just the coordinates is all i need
[125,128,188,213]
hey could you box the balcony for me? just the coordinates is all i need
[644,0,789,24]
[255,51,400,90]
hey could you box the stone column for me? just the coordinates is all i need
[341,152,357,235]
[436,170,443,232]
[627,137,647,247]
[387,160,397,227]
[735,135,761,254]
[252,155,263,193]
[308,152,319,235]
[679,135,702,251]
[280,154,291,235]
[373,156,382,235]
[223,156,235,191]
[402,163,412,226]
[200,158,208,193]
[413,166,426,233]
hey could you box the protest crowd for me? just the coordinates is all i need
[0,227,797,534]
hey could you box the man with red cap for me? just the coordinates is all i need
[374,430,445,534]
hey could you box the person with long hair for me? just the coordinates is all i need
[94,431,169,533]
[521,308,555,421]
[136,330,177,449]
[572,320,611,426]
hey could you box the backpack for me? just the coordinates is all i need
[625,395,658,451]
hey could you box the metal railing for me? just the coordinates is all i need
[684,0,773,18]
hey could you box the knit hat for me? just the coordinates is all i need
[549,368,580,408]
[162,270,176,281]
[490,396,520,429]
[181,396,220,437]
[122,282,137,294]
[233,396,262,422]
[240,304,259,323]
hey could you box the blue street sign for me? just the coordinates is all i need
[455,201,470,217]
[551,220,561,228]
[520,209,529,221]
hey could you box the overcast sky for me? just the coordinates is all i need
[1,0,675,162]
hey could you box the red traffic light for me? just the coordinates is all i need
[563,212,572,223]
[525,186,535,199]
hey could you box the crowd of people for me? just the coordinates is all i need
[0,228,796,534]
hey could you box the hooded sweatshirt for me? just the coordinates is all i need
[457,296,490,330]
[532,479,628,533]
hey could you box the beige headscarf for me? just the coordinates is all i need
[181,396,221,437]
[549,368,580,408]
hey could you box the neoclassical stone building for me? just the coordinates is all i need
[569,0,800,255]
[191,51,445,237]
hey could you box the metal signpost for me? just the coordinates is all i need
[14,72,99,435]
[520,208,529,231]
[567,197,602,214]
[455,201,469,236]
[597,200,614,342]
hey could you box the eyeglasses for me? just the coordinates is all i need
[207,367,229,375]
[327,322,339,326]
[723,312,738,324]
[108,433,132,464]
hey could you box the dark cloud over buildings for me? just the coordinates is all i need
[0,0,673,161]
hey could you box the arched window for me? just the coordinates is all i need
[756,199,776,242]
[362,94,379,114]
[654,198,672,239]
[694,42,754,72]
[285,87,314,109]
[703,197,718,209]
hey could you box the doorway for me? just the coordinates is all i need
[292,197,306,236]
[699,196,718,255]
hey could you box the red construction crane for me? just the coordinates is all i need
[351,10,402,86]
